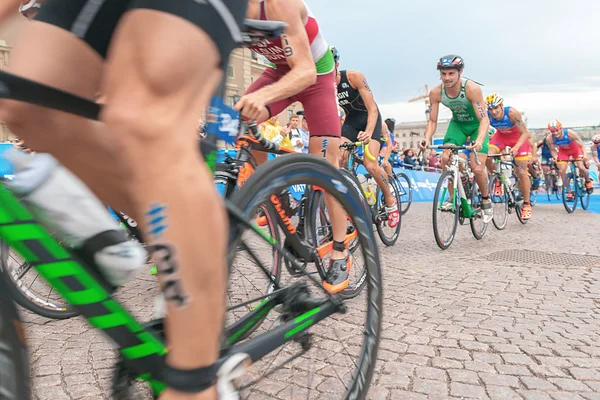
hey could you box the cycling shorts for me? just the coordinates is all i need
[489,132,531,161]
[443,120,489,154]
[247,67,340,138]
[35,0,248,61]
[342,112,382,145]
[557,146,583,163]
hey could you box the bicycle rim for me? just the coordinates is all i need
[562,173,577,213]
[469,179,487,240]
[226,155,382,399]
[395,173,412,215]
[490,175,508,230]
[432,171,459,250]
[0,241,78,319]
[375,177,401,246]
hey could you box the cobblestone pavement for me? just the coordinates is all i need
[26,203,600,399]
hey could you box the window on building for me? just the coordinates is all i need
[410,142,414,148]
[403,133,406,138]
[227,66,234,78]
[287,109,295,120]
[402,142,407,147]
[228,96,236,107]
[251,52,258,60]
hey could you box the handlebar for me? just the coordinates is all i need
[247,122,281,153]
[339,141,376,161]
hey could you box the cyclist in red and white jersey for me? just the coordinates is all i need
[236,0,352,294]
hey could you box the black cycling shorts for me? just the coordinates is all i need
[35,0,248,62]
[342,112,383,145]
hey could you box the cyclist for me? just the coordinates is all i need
[0,1,251,399]
[485,93,535,220]
[333,50,400,228]
[421,55,493,223]
[237,0,353,293]
[537,135,560,188]
[546,119,594,200]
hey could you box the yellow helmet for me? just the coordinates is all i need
[485,93,504,108]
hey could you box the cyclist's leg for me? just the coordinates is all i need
[300,71,349,290]
[469,129,491,198]
[338,129,353,168]
[487,134,503,174]
[101,3,246,399]
[513,138,532,203]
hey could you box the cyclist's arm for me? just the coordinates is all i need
[248,0,317,104]
[465,81,490,146]
[547,134,558,160]
[508,107,530,151]
[423,87,441,145]
[347,70,379,138]
[0,0,20,20]
[569,129,589,159]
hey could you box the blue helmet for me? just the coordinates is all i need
[437,54,464,71]
[330,46,340,63]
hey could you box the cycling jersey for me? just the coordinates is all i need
[552,130,583,162]
[539,138,552,163]
[441,79,488,154]
[337,70,382,144]
[35,0,247,60]
[489,106,530,159]
[248,0,334,75]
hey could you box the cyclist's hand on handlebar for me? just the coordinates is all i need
[468,141,483,152]
[418,140,428,150]
[357,130,372,143]
[510,147,519,157]
[234,92,268,121]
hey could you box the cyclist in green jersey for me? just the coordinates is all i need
[421,55,493,223]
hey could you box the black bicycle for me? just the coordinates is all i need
[0,20,382,400]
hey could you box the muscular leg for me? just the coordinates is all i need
[558,162,568,189]
[516,158,531,203]
[364,140,394,205]
[470,152,490,198]
[102,10,228,399]
[576,160,590,180]
[0,22,136,211]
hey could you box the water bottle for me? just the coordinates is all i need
[357,174,376,206]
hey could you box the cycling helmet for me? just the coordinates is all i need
[485,93,504,108]
[19,0,42,19]
[593,134,600,144]
[330,46,340,64]
[547,119,563,132]
[384,118,396,133]
[437,54,464,71]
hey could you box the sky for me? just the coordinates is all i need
[306,0,600,128]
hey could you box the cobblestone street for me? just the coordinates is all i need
[27,203,600,399]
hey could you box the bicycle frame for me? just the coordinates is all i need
[0,54,345,395]
[438,150,476,218]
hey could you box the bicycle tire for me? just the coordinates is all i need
[394,172,413,215]
[0,277,30,400]
[375,176,402,246]
[580,180,591,210]
[432,170,459,250]
[562,173,577,213]
[469,179,488,240]
[490,175,508,230]
[227,154,382,399]
[0,241,78,319]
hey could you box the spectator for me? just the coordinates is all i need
[427,149,442,171]
[287,114,309,153]
[260,116,293,150]
[403,149,421,170]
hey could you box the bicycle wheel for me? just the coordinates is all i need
[562,173,578,213]
[306,169,368,299]
[490,174,508,230]
[375,176,402,246]
[0,241,78,319]
[226,154,382,399]
[469,178,488,240]
[580,180,591,210]
[394,172,413,215]
[432,170,459,250]
[0,277,30,400]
